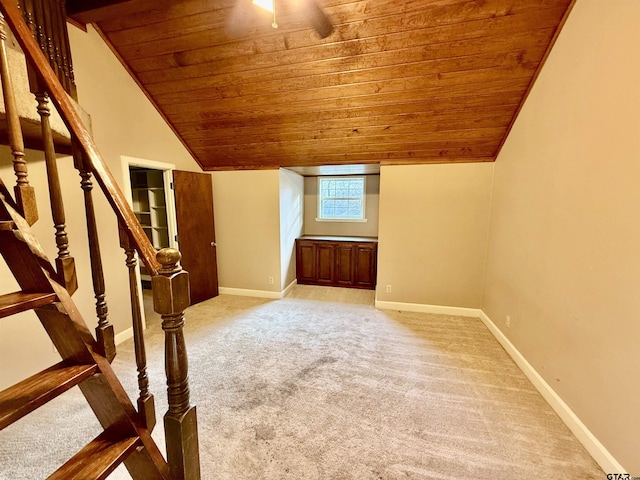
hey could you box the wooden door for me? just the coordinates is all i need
[172,170,219,304]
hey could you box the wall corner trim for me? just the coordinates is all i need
[478,310,626,474]
[281,279,297,298]
[374,299,481,318]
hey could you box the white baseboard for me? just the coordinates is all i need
[219,279,298,300]
[478,311,625,474]
[372,299,624,472]
[114,326,133,345]
[374,299,482,318]
[219,287,281,299]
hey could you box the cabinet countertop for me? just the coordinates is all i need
[296,235,378,243]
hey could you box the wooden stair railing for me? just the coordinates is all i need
[0,0,158,271]
[0,0,201,478]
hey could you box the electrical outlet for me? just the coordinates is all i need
[268,277,274,285]
[506,315,511,328]
[386,285,392,293]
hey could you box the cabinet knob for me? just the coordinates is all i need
[211,242,217,247]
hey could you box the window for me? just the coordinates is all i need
[317,176,366,221]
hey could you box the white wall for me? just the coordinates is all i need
[212,170,282,293]
[0,149,80,388]
[376,163,494,308]
[67,22,202,333]
[211,169,304,297]
[0,24,201,388]
[69,25,201,176]
[279,169,304,291]
[304,175,379,237]
[483,0,640,473]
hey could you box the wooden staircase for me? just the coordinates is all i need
[0,195,170,479]
[0,0,201,478]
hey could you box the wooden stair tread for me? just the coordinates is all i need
[0,220,14,231]
[0,361,98,430]
[47,428,140,480]
[0,291,57,319]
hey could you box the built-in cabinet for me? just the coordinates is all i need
[296,236,378,290]
[130,168,170,250]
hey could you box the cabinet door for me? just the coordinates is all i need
[335,243,355,286]
[316,243,336,285]
[353,243,377,289]
[296,241,317,284]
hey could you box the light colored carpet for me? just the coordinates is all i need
[0,285,603,479]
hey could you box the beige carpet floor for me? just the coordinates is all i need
[0,285,603,479]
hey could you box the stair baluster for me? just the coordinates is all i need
[0,14,38,225]
[26,0,56,77]
[22,0,78,292]
[19,0,36,40]
[20,0,74,97]
[76,148,115,361]
[53,0,76,98]
[153,249,201,480]
[42,0,60,84]
[33,88,77,293]
[119,222,156,431]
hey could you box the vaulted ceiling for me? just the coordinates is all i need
[67,0,574,171]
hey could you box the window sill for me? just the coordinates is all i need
[315,218,368,223]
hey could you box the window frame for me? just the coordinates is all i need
[316,175,367,222]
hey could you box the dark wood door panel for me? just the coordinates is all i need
[172,170,219,304]
[354,243,377,289]
[335,244,354,286]
[296,241,316,284]
[316,243,335,285]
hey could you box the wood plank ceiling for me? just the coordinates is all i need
[67,0,574,171]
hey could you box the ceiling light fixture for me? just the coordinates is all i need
[252,0,278,28]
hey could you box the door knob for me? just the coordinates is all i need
[211,242,217,247]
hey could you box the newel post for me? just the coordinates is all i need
[152,248,201,480]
